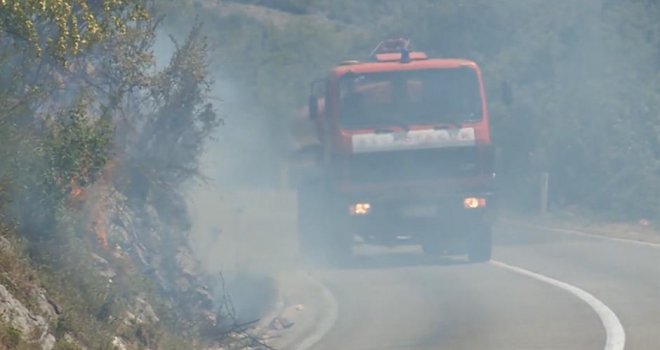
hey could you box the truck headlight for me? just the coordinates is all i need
[349,203,371,215]
[464,197,486,209]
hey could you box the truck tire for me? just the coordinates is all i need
[467,224,492,263]
[297,182,353,267]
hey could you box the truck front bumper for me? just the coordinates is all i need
[341,191,496,242]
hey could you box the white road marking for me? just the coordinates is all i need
[295,274,339,350]
[501,218,660,248]
[491,260,626,350]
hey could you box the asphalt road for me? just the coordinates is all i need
[307,221,660,350]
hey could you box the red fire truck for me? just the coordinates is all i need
[297,39,496,264]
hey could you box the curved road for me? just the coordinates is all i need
[306,221,660,350]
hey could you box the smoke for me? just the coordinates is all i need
[153,22,297,322]
[153,0,660,327]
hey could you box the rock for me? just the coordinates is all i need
[0,236,11,252]
[89,252,116,279]
[31,288,58,319]
[176,247,200,277]
[40,334,56,350]
[111,336,128,350]
[63,333,87,350]
[0,284,55,350]
[123,297,159,325]
[268,316,294,330]
[90,252,109,266]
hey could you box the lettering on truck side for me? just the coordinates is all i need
[351,127,476,153]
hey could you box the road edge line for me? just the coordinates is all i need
[251,274,288,339]
[491,260,625,350]
[252,271,338,350]
[294,272,339,350]
[500,218,660,248]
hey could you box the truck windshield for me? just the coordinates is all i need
[338,67,482,129]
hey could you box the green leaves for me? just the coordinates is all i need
[43,99,113,199]
[0,0,149,63]
[136,19,220,189]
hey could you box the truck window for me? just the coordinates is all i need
[338,67,482,129]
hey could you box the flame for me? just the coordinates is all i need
[67,160,119,252]
[91,160,118,252]
[93,209,109,250]
[69,176,85,200]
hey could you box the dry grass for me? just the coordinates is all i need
[0,234,41,315]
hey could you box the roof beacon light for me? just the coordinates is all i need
[369,38,411,59]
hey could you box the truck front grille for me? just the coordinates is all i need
[347,147,480,184]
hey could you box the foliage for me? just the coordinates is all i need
[0,0,148,62]
[135,20,220,190]
[43,101,113,204]
[0,0,220,348]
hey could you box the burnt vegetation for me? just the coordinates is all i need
[0,0,224,348]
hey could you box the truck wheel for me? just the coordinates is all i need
[467,224,492,263]
[297,183,353,267]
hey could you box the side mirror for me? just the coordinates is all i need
[501,81,513,107]
[308,95,319,120]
